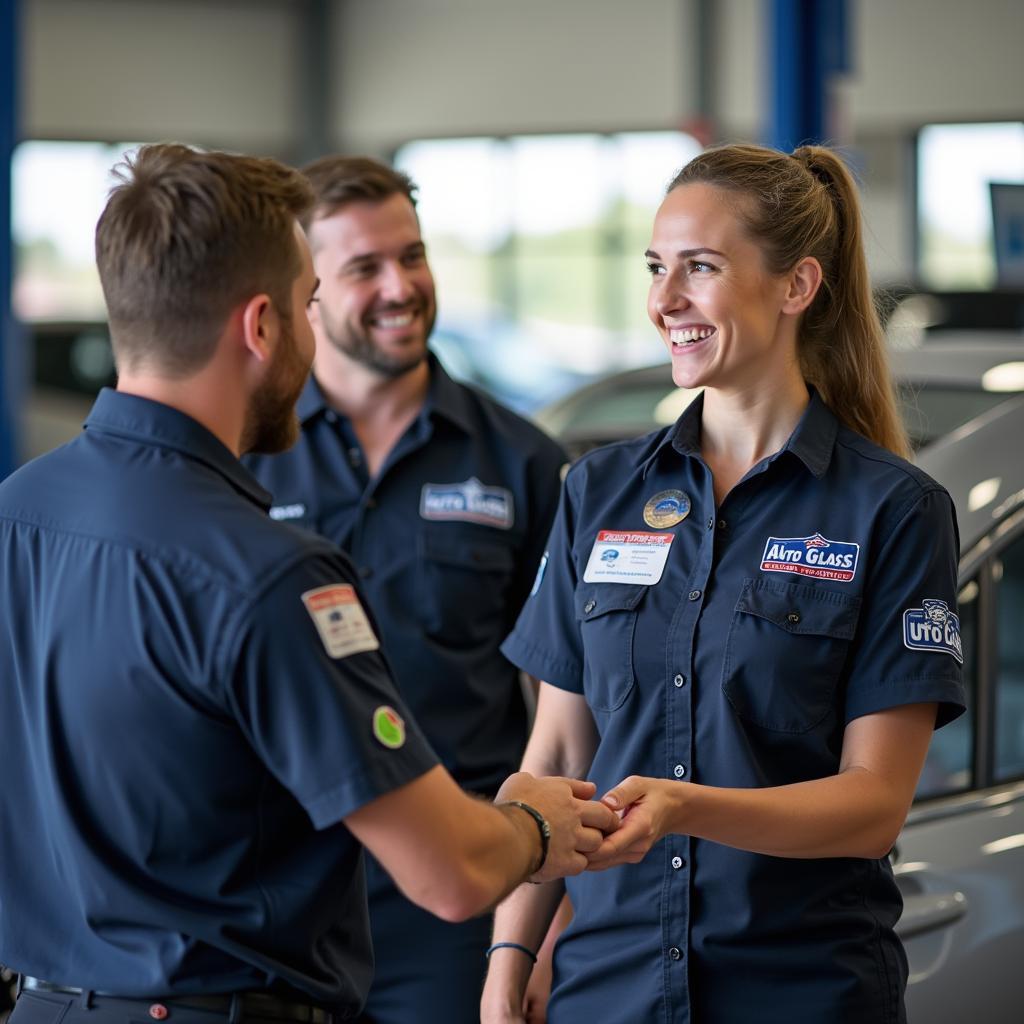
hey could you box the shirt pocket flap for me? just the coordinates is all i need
[574,582,648,622]
[735,578,860,640]
[419,530,516,572]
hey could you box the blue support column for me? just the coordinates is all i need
[1,0,22,478]
[766,0,850,153]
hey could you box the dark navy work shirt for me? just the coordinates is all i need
[502,390,965,1024]
[0,390,437,1012]
[246,355,566,796]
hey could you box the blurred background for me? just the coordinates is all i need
[3,0,1024,468]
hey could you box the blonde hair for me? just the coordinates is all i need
[669,143,909,458]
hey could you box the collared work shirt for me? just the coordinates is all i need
[246,356,566,795]
[0,390,437,1011]
[503,391,965,1024]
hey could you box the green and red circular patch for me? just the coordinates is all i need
[373,705,406,749]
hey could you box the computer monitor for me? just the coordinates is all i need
[990,181,1024,286]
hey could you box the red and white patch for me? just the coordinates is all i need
[301,584,380,660]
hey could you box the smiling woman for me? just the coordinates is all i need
[481,143,966,1024]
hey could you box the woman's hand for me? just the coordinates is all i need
[585,776,685,870]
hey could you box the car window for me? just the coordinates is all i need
[995,538,1024,782]
[915,578,977,800]
[897,385,1016,449]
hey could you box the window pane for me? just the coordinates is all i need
[995,541,1024,781]
[393,130,702,412]
[915,578,976,799]
[917,122,1024,290]
[13,141,140,322]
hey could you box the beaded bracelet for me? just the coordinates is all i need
[485,941,538,964]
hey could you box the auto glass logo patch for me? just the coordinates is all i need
[903,598,963,664]
[760,532,860,582]
[420,477,514,529]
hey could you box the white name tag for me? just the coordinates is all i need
[301,584,380,660]
[583,530,674,585]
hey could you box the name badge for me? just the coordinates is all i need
[583,530,674,585]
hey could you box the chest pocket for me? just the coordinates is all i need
[722,578,861,733]
[574,582,647,712]
[416,529,516,645]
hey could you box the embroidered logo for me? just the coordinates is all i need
[760,532,860,583]
[269,503,306,521]
[420,478,514,529]
[903,599,963,664]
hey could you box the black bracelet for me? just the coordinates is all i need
[500,799,551,876]
[485,941,538,964]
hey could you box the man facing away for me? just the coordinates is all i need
[0,144,616,1024]
[245,157,568,1024]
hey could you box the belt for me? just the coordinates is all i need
[19,978,337,1023]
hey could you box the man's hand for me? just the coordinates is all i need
[497,772,619,882]
[585,775,683,871]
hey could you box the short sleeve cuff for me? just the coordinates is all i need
[845,674,966,730]
[303,741,439,830]
[501,631,582,692]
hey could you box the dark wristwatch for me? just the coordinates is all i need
[501,799,551,877]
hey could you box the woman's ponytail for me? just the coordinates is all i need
[670,143,910,458]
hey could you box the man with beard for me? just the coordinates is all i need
[0,145,617,1024]
[245,158,567,1024]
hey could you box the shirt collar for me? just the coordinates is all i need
[641,386,837,480]
[84,388,273,510]
[299,351,477,436]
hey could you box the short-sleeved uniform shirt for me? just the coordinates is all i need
[246,354,566,796]
[0,390,438,1013]
[502,390,965,1024]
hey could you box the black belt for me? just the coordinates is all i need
[19,978,337,1024]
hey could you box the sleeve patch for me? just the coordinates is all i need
[301,584,380,660]
[373,705,406,749]
[903,599,963,664]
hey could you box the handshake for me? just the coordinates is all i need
[496,771,670,882]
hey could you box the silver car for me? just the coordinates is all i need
[533,336,1024,1023]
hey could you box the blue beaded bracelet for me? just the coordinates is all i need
[485,941,538,964]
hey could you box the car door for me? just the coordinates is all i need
[897,521,1024,1023]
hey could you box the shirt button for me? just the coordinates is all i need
[584,599,596,614]
[673,673,686,688]
[718,518,727,530]
[668,946,683,961]
[787,611,801,624]
[324,410,337,424]
[360,566,374,580]
[671,855,684,869]
[706,516,714,529]
[688,590,701,601]
[673,763,686,778]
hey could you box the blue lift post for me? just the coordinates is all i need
[766,0,850,152]
[1,0,21,479]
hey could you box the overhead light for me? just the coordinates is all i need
[968,477,1001,511]
[981,362,1024,392]
[981,834,1024,856]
